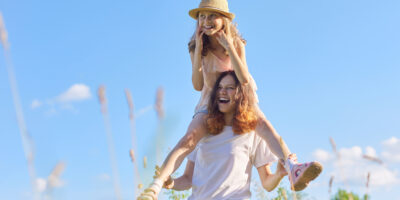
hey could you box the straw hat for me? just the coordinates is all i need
[189,0,235,20]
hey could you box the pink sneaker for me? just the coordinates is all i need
[288,161,323,191]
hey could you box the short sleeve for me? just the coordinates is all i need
[187,146,198,162]
[251,135,278,168]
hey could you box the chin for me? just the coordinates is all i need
[218,105,233,113]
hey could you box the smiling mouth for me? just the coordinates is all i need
[218,97,230,104]
[203,25,215,30]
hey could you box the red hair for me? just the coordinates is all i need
[206,71,258,135]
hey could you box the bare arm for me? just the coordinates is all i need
[257,163,285,192]
[216,31,251,84]
[257,154,296,192]
[168,160,194,191]
[191,26,204,91]
[191,51,204,91]
[156,113,206,187]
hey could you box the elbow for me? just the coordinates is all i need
[178,134,197,152]
[239,75,250,85]
[192,78,203,91]
[193,83,203,91]
[241,78,249,85]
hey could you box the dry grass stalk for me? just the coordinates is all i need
[47,161,66,188]
[1,12,39,200]
[154,87,164,120]
[125,89,134,120]
[329,175,334,195]
[0,13,9,49]
[365,172,370,200]
[283,190,288,200]
[124,89,143,198]
[97,86,123,200]
[330,137,340,159]
[362,154,383,165]
[129,149,135,162]
[143,156,148,168]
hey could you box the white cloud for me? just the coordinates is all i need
[382,137,400,163]
[365,146,377,157]
[312,140,400,187]
[31,83,91,113]
[312,149,332,162]
[56,84,91,103]
[31,99,42,109]
[36,178,47,193]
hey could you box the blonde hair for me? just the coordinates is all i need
[188,16,246,56]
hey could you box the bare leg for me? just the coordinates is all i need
[255,109,290,160]
[255,108,323,191]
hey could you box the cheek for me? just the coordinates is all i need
[215,19,224,28]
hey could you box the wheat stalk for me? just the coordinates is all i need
[97,86,122,200]
[0,12,40,200]
[124,89,143,198]
[362,154,383,165]
[154,87,165,164]
[329,175,334,196]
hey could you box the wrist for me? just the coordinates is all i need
[149,178,163,194]
[226,43,235,54]
[165,179,175,189]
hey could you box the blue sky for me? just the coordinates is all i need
[0,0,399,199]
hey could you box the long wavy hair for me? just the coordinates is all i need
[188,16,246,56]
[207,71,258,135]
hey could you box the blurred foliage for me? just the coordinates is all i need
[331,189,370,200]
[164,189,190,200]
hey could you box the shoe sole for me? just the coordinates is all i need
[293,162,323,191]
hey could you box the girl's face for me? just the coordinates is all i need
[217,75,237,114]
[198,11,224,36]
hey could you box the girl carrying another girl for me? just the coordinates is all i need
[139,0,322,199]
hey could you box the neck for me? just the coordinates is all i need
[208,35,222,51]
[224,112,234,126]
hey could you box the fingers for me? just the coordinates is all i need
[288,153,298,162]
[225,22,231,36]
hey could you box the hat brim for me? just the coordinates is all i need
[189,7,235,20]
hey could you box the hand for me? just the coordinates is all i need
[137,188,157,200]
[195,24,204,53]
[215,29,234,51]
[277,154,297,178]
[154,165,173,189]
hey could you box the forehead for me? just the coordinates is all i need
[219,75,236,85]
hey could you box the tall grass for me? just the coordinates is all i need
[97,86,123,200]
[1,12,39,200]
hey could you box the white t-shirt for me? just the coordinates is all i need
[187,126,277,200]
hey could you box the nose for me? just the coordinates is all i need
[219,87,227,95]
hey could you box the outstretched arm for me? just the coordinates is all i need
[157,114,205,182]
[164,160,194,191]
[257,154,296,192]
[257,163,285,192]
[139,113,207,199]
